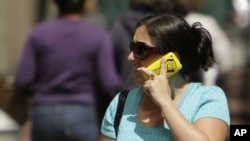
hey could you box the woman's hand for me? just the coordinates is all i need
[138,57,172,106]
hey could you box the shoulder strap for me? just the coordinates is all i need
[114,90,129,137]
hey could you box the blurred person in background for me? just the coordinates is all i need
[13,0,121,141]
[111,0,186,90]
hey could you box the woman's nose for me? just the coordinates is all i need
[128,51,135,62]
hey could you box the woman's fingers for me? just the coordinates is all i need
[137,67,156,79]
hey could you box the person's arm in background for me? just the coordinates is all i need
[21,120,32,141]
[95,31,121,97]
[14,33,37,94]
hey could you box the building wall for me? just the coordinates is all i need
[0,0,36,77]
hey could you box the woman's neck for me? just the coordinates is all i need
[169,73,189,99]
[169,73,188,89]
[60,14,82,21]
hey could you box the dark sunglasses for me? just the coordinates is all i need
[129,41,166,60]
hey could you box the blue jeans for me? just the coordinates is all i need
[31,104,99,141]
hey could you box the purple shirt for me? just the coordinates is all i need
[14,18,121,105]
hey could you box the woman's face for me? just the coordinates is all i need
[128,25,162,85]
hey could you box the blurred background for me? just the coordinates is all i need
[0,0,249,141]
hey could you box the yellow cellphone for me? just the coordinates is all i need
[143,52,182,80]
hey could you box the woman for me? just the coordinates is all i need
[14,0,120,141]
[100,13,230,141]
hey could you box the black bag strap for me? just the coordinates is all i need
[114,90,129,137]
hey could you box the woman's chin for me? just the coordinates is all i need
[134,77,145,86]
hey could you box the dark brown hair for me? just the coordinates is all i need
[135,13,216,75]
[53,0,85,16]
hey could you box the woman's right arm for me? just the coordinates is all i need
[99,134,115,141]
